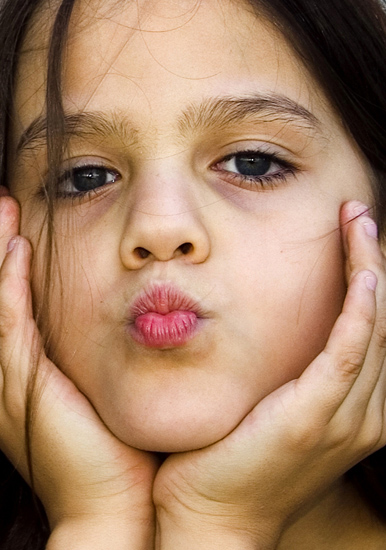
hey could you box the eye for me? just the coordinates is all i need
[58,165,120,196]
[212,150,298,189]
[221,152,274,177]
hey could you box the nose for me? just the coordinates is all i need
[119,174,211,270]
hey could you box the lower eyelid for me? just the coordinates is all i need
[56,166,121,198]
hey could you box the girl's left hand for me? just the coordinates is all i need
[153,201,386,550]
[0,192,160,550]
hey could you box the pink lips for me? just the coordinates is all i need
[129,284,201,348]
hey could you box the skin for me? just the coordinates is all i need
[1,0,386,548]
[8,0,374,453]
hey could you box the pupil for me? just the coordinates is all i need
[73,167,106,191]
[235,154,271,176]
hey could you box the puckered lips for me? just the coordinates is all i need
[128,283,204,349]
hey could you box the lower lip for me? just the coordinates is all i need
[130,310,198,348]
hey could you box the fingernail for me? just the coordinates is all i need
[353,201,369,217]
[365,273,377,291]
[361,217,378,239]
[7,236,18,253]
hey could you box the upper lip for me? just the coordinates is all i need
[129,282,205,320]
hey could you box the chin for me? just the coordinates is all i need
[120,425,228,453]
[108,410,240,453]
[93,380,256,453]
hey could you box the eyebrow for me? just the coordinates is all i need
[16,93,321,156]
[16,111,138,155]
[178,93,321,135]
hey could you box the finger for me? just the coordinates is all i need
[296,268,377,418]
[340,201,381,283]
[0,196,20,267]
[0,236,37,404]
[340,201,386,388]
[340,200,374,259]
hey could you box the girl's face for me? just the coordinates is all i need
[9,0,372,451]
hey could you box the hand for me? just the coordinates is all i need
[0,191,159,550]
[153,200,386,549]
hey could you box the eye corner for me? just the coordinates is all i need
[55,162,122,201]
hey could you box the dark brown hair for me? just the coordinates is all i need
[0,0,386,547]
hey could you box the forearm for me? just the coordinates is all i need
[47,517,155,550]
[155,509,281,550]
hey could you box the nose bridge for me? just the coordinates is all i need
[132,171,192,217]
[119,167,211,268]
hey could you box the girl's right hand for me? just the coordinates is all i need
[0,191,159,549]
[153,200,386,549]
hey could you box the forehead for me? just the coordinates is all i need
[12,0,330,149]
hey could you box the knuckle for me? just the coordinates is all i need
[0,373,27,426]
[372,314,386,350]
[361,306,376,328]
[282,418,325,453]
[355,423,384,456]
[337,409,385,457]
[3,387,27,421]
[335,347,365,378]
[0,303,19,336]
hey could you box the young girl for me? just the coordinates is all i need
[1,0,386,548]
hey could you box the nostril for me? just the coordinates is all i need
[179,242,193,255]
[135,247,150,259]
[133,243,193,261]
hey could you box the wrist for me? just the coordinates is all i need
[47,516,155,550]
[155,506,281,550]
[44,474,156,548]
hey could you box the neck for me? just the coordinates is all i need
[277,476,386,550]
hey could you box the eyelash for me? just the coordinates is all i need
[211,149,299,190]
[38,148,298,204]
[36,163,121,203]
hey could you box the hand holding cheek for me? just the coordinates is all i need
[0,196,159,550]
[153,201,386,550]
[337,200,386,447]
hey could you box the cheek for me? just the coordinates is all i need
[257,230,346,383]
[25,203,348,452]
[28,228,105,364]
[225,207,346,398]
